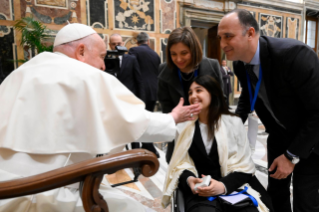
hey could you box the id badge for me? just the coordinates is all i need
[248,113,258,151]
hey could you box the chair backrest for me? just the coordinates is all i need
[0,149,159,212]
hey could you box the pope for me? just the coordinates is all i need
[0,23,200,212]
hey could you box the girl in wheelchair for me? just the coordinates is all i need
[162,76,273,212]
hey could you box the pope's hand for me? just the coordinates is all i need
[170,98,201,124]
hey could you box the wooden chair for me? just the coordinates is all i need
[0,149,159,212]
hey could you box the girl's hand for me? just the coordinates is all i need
[197,174,226,197]
[187,176,202,194]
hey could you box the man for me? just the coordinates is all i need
[218,9,319,212]
[220,59,234,105]
[108,34,144,100]
[128,32,161,156]
[0,23,200,212]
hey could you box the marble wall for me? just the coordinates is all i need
[0,0,177,79]
[0,0,307,81]
[238,3,302,40]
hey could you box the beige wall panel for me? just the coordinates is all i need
[237,5,302,41]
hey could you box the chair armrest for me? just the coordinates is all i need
[0,149,159,212]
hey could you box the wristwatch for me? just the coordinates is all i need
[284,150,300,164]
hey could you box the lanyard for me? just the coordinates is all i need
[177,69,199,90]
[246,65,262,112]
[207,186,258,207]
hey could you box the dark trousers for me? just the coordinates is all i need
[179,179,258,212]
[225,93,230,106]
[267,133,319,212]
[131,101,158,156]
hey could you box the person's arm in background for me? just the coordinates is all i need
[128,47,137,58]
[131,55,145,101]
[227,67,234,76]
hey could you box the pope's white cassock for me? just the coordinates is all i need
[0,51,176,212]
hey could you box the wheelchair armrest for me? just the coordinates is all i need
[172,188,185,212]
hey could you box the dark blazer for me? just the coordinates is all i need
[158,57,223,113]
[220,66,234,95]
[235,36,319,158]
[128,44,161,102]
[117,54,144,100]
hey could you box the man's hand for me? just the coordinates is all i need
[269,154,295,179]
[187,176,202,194]
[170,98,201,124]
[197,175,225,197]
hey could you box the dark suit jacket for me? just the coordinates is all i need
[235,36,319,158]
[158,57,223,113]
[118,54,144,100]
[128,44,161,102]
[220,66,234,95]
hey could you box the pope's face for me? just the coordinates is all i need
[83,34,106,71]
[218,13,250,62]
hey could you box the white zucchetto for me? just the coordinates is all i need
[53,23,97,47]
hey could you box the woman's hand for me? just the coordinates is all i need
[197,175,226,197]
[187,176,202,194]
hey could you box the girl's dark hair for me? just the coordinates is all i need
[192,75,236,137]
[166,26,203,70]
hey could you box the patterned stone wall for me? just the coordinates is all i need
[237,3,302,40]
[0,0,309,81]
[0,0,178,79]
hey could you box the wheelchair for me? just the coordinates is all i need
[170,176,274,212]
[171,188,185,212]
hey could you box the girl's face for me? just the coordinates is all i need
[188,82,211,112]
[169,42,192,73]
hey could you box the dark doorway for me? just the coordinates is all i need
[191,21,221,62]
[207,25,222,64]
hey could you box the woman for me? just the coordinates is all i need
[158,27,223,163]
[162,76,273,212]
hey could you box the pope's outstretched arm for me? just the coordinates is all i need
[137,98,200,143]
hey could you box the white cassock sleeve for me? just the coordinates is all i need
[136,111,176,143]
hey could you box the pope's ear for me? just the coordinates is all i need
[75,43,85,61]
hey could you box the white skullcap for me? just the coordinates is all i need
[54,23,97,47]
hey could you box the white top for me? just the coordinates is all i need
[198,121,213,154]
